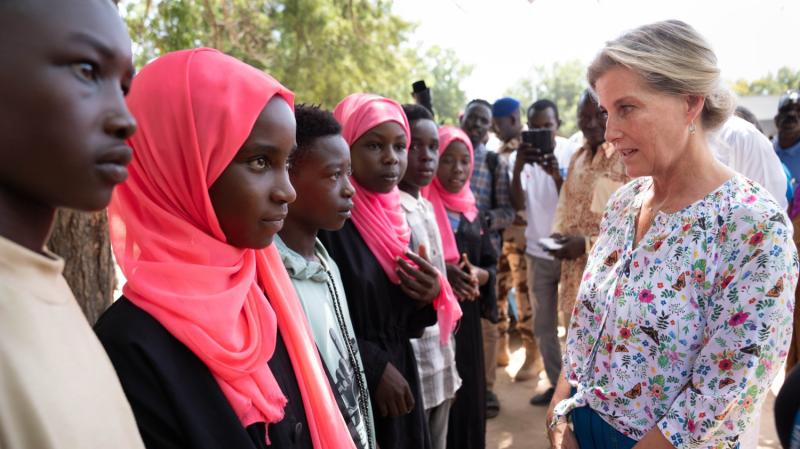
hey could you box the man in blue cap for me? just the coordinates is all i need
[489,97,541,390]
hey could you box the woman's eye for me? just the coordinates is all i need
[368,142,382,150]
[395,142,407,152]
[248,157,268,170]
[71,62,99,83]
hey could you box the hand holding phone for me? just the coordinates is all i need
[521,129,554,154]
[538,237,564,251]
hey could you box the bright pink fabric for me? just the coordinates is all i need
[422,126,479,264]
[110,48,353,448]
[334,94,461,344]
[333,94,412,284]
[255,247,355,448]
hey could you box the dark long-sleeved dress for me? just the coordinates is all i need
[94,297,313,449]
[446,213,497,449]
[319,220,435,449]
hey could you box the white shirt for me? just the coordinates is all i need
[511,137,575,259]
[399,191,461,410]
[709,115,788,208]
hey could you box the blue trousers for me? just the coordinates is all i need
[571,406,741,449]
[571,407,637,449]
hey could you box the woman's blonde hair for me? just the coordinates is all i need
[587,20,733,131]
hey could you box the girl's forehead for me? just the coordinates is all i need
[444,141,469,157]
[360,121,406,141]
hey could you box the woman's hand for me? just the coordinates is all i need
[397,245,441,304]
[546,374,578,449]
[374,362,415,417]
[548,419,579,449]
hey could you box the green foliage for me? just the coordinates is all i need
[504,60,587,137]
[121,0,471,114]
[732,66,800,96]
[417,46,473,125]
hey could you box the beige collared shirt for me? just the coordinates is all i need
[0,235,145,449]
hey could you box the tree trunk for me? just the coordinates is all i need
[47,209,117,325]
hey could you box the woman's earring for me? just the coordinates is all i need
[689,121,696,134]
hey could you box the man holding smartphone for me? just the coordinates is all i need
[509,99,574,406]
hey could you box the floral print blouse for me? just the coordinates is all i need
[554,175,798,449]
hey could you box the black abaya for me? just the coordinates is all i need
[95,297,313,449]
[446,215,497,449]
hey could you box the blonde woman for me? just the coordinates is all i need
[547,20,798,449]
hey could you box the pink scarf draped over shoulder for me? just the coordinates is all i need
[334,94,461,344]
[109,48,352,448]
[333,93,412,284]
[422,125,479,264]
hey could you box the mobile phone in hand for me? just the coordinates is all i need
[521,129,554,154]
[538,237,564,251]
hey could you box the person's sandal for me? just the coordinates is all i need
[486,389,500,418]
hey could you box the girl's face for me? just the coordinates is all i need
[350,121,408,193]
[209,96,297,249]
[436,140,471,194]
[400,118,439,190]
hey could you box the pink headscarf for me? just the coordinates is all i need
[334,94,461,344]
[422,126,479,264]
[110,49,353,448]
[333,93,412,285]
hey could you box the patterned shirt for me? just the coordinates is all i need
[551,142,627,315]
[470,143,515,253]
[400,191,462,410]
[554,175,798,449]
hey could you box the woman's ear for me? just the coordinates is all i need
[686,94,705,125]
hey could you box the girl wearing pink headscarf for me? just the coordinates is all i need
[319,94,445,449]
[94,49,354,449]
[423,125,497,449]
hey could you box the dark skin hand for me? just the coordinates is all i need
[510,143,563,210]
[548,233,586,260]
[374,362,415,417]
[534,152,563,191]
[396,244,441,304]
[446,253,481,301]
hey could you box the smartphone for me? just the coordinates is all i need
[521,129,554,154]
[538,237,564,251]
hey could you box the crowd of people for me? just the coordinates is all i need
[1,1,800,449]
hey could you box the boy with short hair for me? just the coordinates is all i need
[276,104,376,449]
[0,0,144,447]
